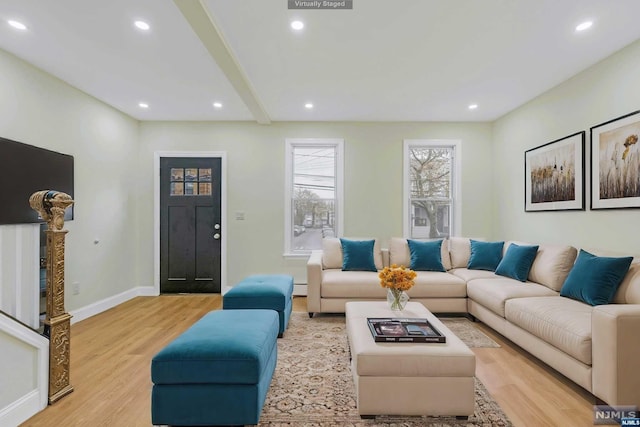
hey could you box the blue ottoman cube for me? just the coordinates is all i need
[223,274,294,337]
[151,309,279,426]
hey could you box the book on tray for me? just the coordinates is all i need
[367,317,446,343]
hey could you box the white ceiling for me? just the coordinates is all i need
[1,0,640,123]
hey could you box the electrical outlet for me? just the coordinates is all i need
[72,282,80,295]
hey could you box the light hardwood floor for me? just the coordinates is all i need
[21,295,595,426]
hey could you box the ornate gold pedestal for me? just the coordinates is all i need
[30,190,75,404]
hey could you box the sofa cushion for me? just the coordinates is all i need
[340,238,377,271]
[495,243,539,282]
[527,244,578,291]
[505,296,593,365]
[449,237,472,268]
[613,260,640,304]
[322,238,383,270]
[409,271,467,298]
[468,240,504,271]
[320,269,386,298]
[467,278,558,317]
[407,239,446,272]
[449,268,500,282]
[151,310,279,385]
[560,250,633,306]
[389,237,452,270]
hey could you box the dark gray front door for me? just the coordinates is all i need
[160,157,221,293]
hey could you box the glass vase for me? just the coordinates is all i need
[387,288,409,311]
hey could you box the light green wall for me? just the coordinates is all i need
[0,49,140,311]
[138,121,493,285]
[492,39,640,254]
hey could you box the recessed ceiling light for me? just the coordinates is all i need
[213,102,223,109]
[304,103,314,109]
[468,104,478,110]
[8,20,27,30]
[291,20,304,31]
[138,102,149,109]
[134,20,150,31]
[575,21,593,32]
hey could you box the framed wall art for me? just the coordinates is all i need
[590,110,640,210]
[525,131,585,212]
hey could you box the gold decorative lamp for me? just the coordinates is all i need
[29,190,74,403]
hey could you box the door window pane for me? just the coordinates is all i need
[199,182,212,195]
[171,168,184,181]
[185,168,198,181]
[199,168,211,181]
[184,182,197,195]
[170,167,215,196]
[171,182,184,195]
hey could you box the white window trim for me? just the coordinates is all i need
[402,139,462,238]
[284,138,344,257]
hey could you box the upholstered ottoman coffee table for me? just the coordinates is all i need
[223,274,294,337]
[345,301,476,419]
[151,309,279,426]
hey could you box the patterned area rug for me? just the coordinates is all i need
[258,313,511,426]
[440,318,500,348]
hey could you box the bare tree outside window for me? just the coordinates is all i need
[408,146,454,238]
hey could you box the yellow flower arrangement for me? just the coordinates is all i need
[379,264,417,310]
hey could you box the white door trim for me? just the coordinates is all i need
[153,151,227,295]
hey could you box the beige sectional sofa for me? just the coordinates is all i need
[306,237,640,408]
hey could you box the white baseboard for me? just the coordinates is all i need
[293,284,307,296]
[0,389,45,427]
[70,286,157,324]
[68,283,301,325]
[136,286,159,297]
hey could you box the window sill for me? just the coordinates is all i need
[282,252,312,259]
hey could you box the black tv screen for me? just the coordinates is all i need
[0,136,74,225]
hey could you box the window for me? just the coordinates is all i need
[403,140,461,239]
[169,168,212,196]
[285,139,344,256]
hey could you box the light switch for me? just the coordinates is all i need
[235,211,245,220]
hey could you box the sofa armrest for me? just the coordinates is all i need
[306,250,324,315]
[592,304,640,406]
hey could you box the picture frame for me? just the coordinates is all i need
[525,131,585,212]
[590,110,640,210]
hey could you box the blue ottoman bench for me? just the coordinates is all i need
[151,309,279,426]
[223,274,294,337]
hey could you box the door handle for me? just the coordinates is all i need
[213,233,221,240]
[214,224,220,230]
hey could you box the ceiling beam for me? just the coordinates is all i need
[174,0,271,124]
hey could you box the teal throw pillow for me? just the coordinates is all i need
[468,240,504,271]
[495,243,539,282]
[560,249,633,306]
[340,238,377,272]
[407,239,446,272]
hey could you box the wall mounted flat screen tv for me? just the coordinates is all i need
[0,136,74,225]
